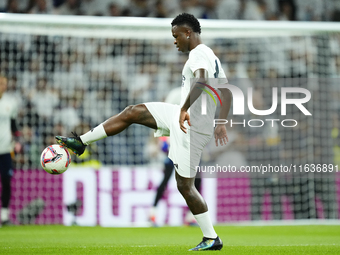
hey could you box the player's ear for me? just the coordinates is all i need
[186,30,191,39]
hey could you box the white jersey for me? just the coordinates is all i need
[165,87,181,105]
[144,44,228,177]
[0,93,18,154]
[180,44,227,135]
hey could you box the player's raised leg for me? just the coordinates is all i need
[55,104,157,155]
[175,172,223,251]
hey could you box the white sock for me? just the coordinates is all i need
[80,123,107,145]
[1,208,9,222]
[194,211,217,239]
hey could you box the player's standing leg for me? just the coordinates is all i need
[184,175,201,226]
[175,172,223,251]
[150,162,202,227]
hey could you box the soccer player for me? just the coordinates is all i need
[0,75,20,226]
[56,13,231,251]
[148,86,201,227]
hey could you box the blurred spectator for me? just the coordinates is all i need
[0,0,6,11]
[26,0,36,12]
[18,101,40,130]
[13,124,41,169]
[53,43,89,93]
[19,57,42,100]
[242,0,267,20]
[332,9,340,22]
[265,0,278,18]
[108,3,121,16]
[286,36,316,78]
[217,0,241,20]
[278,0,296,21]
[295,0,324,21]
[28,0,53,14]
[3,0,26,13]
[29,77,60,120]
[148,0,168,18]
[5,76,21,100]
[81,0,113,16]
[201,0,218,19]
[54,94,81,133]
[82,83,116,126]
[29,35,57,73]
[169,0,203,19]
[334,55,340,76]
[122,0,151,17]
[87,41,116,81]
[53,0,83,15]
[129,62,159,103]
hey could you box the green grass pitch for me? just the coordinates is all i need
[0,225,339,254]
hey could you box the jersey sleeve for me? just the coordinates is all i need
[10,97,19,119]
[188,50,209,74]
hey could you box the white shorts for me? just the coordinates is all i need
[144,102,212,178]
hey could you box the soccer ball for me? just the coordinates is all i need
[40,144,71,174]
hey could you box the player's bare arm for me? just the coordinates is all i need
[214,88,231,146]
[179,69,208,133]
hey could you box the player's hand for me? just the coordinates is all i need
[214,124,228,146]
[179,108,191,134]
[14,141,22,154]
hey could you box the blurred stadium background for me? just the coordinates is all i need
[0,0,340,227]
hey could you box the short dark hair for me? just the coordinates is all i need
[171,13,201,34]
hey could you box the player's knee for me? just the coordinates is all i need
[177,180,191,196]
[122,105,137,123]
[122,104,146,123]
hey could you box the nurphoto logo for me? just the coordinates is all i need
[200,82,312,128]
